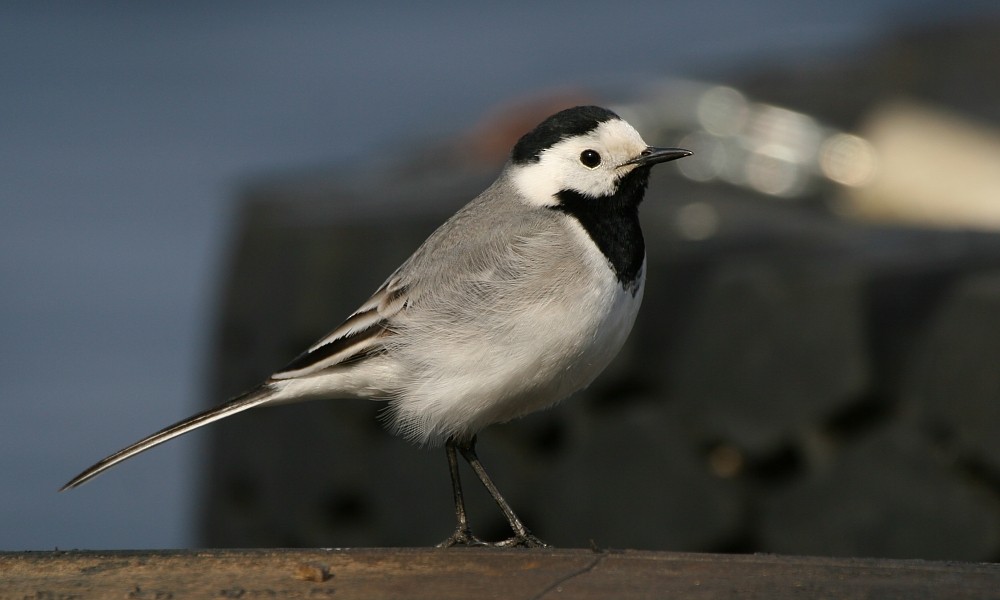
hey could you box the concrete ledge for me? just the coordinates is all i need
[3,548,998,599]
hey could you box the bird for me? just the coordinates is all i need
[61,105,691,548]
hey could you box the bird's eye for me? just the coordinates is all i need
[579,149,601,168]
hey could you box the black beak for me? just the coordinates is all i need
[623,147,693,167]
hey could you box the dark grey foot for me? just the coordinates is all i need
[492,532,549,548]
[437,528,489,548]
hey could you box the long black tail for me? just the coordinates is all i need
[60,384,275,491]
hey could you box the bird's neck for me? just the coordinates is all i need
[552,170,650,291]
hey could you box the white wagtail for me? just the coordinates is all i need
[62,105,691,547]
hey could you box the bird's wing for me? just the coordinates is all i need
[269,273,411,379]
[269,186,527,380]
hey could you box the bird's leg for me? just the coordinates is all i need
[456,436,548,548]
[437,438,487,547]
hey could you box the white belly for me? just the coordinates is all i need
[386,232,646,445]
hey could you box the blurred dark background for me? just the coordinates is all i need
[5,2,1000,558]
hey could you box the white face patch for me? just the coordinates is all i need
[511,119,650,207]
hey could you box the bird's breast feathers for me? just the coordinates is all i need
[384,215,645,444]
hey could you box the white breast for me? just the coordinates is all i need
[385,215,646,445]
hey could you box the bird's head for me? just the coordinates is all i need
[509,105,691,207]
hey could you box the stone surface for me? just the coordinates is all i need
[904,271,1000,471]
[667,260,869,453]
[759,426,1000,561]
[6,548,1000,600]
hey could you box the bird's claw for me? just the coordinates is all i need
[437,528,548,548]
[437,528,489,548]
[492,532,549,548]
